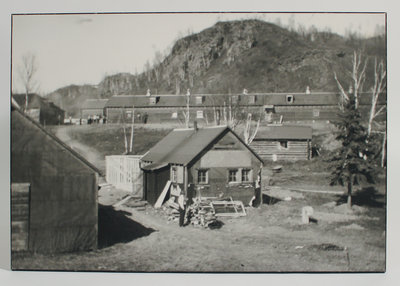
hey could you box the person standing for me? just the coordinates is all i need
[178,192,186,227]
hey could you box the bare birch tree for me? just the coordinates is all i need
[334,50,367,110]
[243,112,261,145]
[18,53,38,112]
[120,108,135,154]
[367,58,386,137]
[181,89,191,128]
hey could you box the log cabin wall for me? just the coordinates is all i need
[251,139,310,161]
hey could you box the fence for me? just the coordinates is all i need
[105,155,143,197]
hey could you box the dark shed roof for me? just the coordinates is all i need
[254,125,312,140]
[13,93,44,109]
[13,93,65,112]
[82,99,108,109]
[142,126,263,166]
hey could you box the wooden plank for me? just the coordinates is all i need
[264,187,344,195]
[154,180,171,209]
[113,195,133,207]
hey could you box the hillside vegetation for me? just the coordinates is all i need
[46,19,386,116]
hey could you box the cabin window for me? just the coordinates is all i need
[196,110,204,119]
[313,109,320,117]
[126,110,132,118]
[264,105,275,113]
[242,169,252,182]
[228,169,238,183]
[198,169,208,184]
[286,95,294,104]
[279,141,288,149]
[171,111,178,119]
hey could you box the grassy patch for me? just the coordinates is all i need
[66,124,172,157]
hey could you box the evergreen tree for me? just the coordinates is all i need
[330,97,375,208]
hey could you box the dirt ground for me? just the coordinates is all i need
[12,183,386,272]
[15,124,385,272]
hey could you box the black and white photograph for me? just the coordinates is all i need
[8,10,388,274]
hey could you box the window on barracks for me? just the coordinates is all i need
[196,110,204,119]
[242,169,252,182]
[171,111,178,119]
[198,169,208,184]
[228,169,238,183]
[286,94,294,104]
[196,96,204,105]
[232,95,240,104]
[279,140,288,149]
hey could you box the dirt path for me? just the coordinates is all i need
[55,126,106,172]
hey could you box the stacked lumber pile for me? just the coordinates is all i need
[159,196,246,228]
[186,199,217,228]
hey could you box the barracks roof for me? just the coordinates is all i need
[102,92,385,108]
[81,99,108,109]
[254,125,313,140]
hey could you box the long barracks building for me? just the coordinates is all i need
[80,92,386,124]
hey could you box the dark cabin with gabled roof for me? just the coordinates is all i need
[13,93,65,125]
[250,125,313,161]
[141,125,264,206]
[11,103,101,254]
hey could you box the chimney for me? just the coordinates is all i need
[193,120,198,132]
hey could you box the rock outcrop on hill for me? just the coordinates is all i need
[46,19,386,116]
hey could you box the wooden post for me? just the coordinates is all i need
[129,107,134,153]
[347,175,353,209]
[184,166,188,197]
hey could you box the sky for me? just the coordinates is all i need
[11,12,386,94]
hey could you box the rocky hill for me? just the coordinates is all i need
[46,19,386,116]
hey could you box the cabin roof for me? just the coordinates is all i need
[141,125,263,167]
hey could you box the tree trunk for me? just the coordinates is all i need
[24,91,29,113]
[347,176,353,209]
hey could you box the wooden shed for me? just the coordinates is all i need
[250,125,312,161]
[11,104,101,254]
[141,125,264,206]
